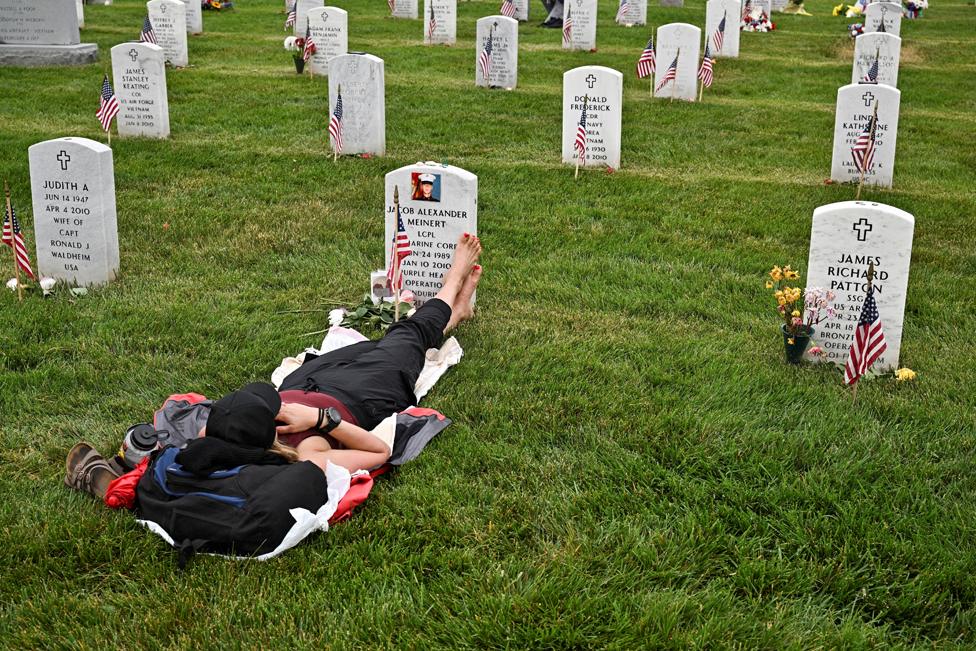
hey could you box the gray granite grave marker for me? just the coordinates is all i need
[0,0,97,67]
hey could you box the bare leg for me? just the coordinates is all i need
[444,264,482,333]
[433,233,481,309]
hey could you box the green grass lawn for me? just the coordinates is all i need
[2,0,976,646]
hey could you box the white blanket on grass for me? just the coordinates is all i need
[270,326,463,401]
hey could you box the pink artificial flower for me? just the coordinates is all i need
[399,289,415,303]
[809,346,825,357]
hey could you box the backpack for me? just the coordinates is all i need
[136,446,328,566]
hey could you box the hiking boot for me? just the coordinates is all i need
[65,442,121,500]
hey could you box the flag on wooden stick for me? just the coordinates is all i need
[655,53,678,91]
[140,16,158,44]
[387,192,412,292]
[500,0,516,17]
[96,74,120,133]
[285,2,296,29]
[2,197,36,280]
[851,101,878,174]
[637,36,656,78]
[698,43,714,88]
[844,266,887,385]
[478,28,494,81]
[328,87,344,154]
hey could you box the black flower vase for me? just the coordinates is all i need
[294,56,305,74]
[782,325,813,364]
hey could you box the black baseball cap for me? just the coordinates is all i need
[206,382,282,449]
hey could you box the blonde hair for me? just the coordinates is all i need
[269,438,300,463]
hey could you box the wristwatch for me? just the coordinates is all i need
[315,407,342,434]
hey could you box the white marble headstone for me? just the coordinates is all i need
[391,0,419,20]
[805,201,914,371]
[28,137,119,286]
[830,83,900,187]
[562,0,597,51]
[770,0,787,11]
[306,7,347,76]
[110,43,170,139]
[615,0,647,26]
[864,1,901,36]
[508,0,529,22]
[852,32,900,87]
[180,0,203,35]
[562,66,623,170]
[654,23,701,102]
[147,0,188,68]
[328,54,386,156]
[423,0,456,45]
[475,16,518,90]
[294,0,324,35]
[705,0,740,58]
[384,163,477,305]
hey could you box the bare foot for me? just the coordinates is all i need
[441,233,482,289]
[452,264,482,323]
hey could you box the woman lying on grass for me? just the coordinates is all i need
[66,234,482,493]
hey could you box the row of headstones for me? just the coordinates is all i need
[830,2,904,187]
[24,136,914,372]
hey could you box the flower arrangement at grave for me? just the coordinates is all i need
[741,8,775,32]
[284,36,312,73]
[765,265,837,363]
[783,0,812,16]
[848,22,864,38]
[202,0,234,10]
[903,0,926,19]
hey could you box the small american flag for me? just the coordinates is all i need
[478,29,493,81]
[637,36,656,78]
[500,0,517,18]
[386,202,412,291]
[562,7,573,46]
[285,2,296,29]
[574,98,588,166]
[302,26,316,61]
[95,75,120,133]
[713,12,726,52]
[655,53,678,92]
[328,89,343,154]
[2,202,36,280]
[851,102,878,174]
[863,51,879,83]
[844,277,887,385]
[698,43,714,88]
[615,0,630,23]
[427,2,437,40]
[140,16,157,44]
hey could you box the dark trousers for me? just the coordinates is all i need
[278,299,452,429]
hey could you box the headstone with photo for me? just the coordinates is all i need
[475,16,518,90]
[753,0,773,16]
[830,83,900,187]
[562,0,597,51]
[328,54,386,156]
[179,0,203,35]
[864,1,902,35]
[295,0,324,35]
[705,0,740,58]
[391,0,419,20]
[852,32,900,87]
[562,66,623,170]
[423,0,456,45]
[306,7,348,76]
[615,0,647,26]
[0,0,98,67]
[384,163,477,305]
[654,23,701,102]
[28,137,119,286]
[110,43,170,139]
[147,0,189,68]
[805,200,914,371]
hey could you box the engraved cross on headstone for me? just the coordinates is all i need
[861,91,875,107]
[57,150,71,171]
[128,48,139,62]
[852,217,873,241]
[585,74,597,89]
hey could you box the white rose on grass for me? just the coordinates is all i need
[329,308,346,327]
[284,36,297,50]
[6,278,19,291]
[40,277,56,296]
